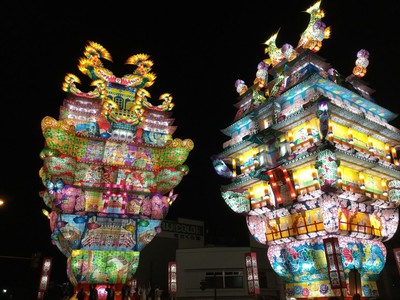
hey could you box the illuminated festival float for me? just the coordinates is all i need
[39,41,193,298]
[212,1,400,299]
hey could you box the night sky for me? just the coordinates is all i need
[1,0,399,286]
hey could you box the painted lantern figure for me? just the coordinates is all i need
[213,1,399,298]
[39,41,194,293]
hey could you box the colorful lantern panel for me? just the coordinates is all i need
[67,250,140,285]
[40,41,194,287]
[268,236,385,298]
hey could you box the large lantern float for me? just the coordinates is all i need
[212,1,399,299]
[39,41,194,297]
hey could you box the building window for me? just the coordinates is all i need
[205,271,243,289]
[225,271,243,288]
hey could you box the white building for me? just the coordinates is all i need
[134,218,285,300]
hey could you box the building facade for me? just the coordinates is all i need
[134,218,285,300]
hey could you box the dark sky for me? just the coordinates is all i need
[1,0,399,283]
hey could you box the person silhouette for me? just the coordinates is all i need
[154,285,163,300]
[106,285,115,300]
[76,287,85,300]
[138,283,151,300]
[89,284,98,300]
[122,284,130,300]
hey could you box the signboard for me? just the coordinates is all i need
[160,220,203,241]
[323,238,346,289]
[245,252,260,295]
[37,257,53,300]
[168,262,177,295]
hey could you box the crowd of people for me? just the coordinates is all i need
[73,282,164,300]
[75,284,103,300]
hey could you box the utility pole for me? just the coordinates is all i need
[214,272,216,300]
[0,254,41,268]
[200,272,217,299]
[0,255,32,260]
